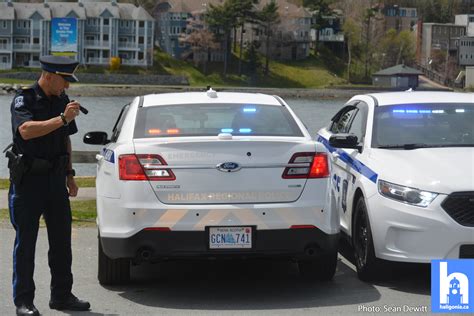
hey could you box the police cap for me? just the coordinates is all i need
[39,55,79,83]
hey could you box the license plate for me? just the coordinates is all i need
[209,226,252,249]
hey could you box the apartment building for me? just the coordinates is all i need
[155,0,224,60]
[417,22,466,67]
[314,10,344,44]
[458,36,474,66]
[0,0,154,70]
[241,0,312,60]
[455,14,474,36]
[383,5,418,32]
[156,0,311,61]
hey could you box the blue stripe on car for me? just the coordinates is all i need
[101,148,115,163]
[317,135,378,184]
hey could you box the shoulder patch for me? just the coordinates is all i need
[14,96,24,108]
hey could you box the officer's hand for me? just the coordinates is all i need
[67,176,79,197]
[64,101,81,123]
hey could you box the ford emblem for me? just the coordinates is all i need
[216,162,241,172]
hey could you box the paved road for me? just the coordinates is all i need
[0,187,97,209]
[0,227,432,315]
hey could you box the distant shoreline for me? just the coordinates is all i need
[67,85,371,99]
[1,83,452,99]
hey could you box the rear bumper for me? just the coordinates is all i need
[101,228,340,261]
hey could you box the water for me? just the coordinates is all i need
[0,95,345,178]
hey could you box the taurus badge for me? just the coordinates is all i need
[216,162,242,172]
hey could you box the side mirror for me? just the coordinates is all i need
[83,131,109,145]
[329,133,362,152]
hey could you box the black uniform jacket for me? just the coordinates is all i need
[10,82,78,160]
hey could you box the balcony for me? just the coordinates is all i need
[319,33,344,42]
[13,43,41,51]
[87,57,110,65]
[0,43,12,51]
[26,61,40,68]
[84,41,110,48]
[121,59,147,66]
[118,42,139,50]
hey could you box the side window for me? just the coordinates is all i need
[110,104,130,142]
[330,107,357,133]
[348,110,364,141]
[348,103,368,142]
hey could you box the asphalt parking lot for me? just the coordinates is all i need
[0,227,432,315]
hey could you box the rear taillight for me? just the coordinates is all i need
[309,153,330,178]
[119,154,175,181]
[282,152,329,179]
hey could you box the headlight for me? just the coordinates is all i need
[378,180,438,207]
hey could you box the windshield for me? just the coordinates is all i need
[134,103,303,138]
[372,103,474,149]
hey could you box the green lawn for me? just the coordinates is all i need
[1,199,96,227]
[155,49,346,88]
[1,177,97,226]
[0,177,95,190]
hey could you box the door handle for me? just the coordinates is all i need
[331,152,339,159]
[96,154,104,162]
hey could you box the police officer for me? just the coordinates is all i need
[8,56,90,316]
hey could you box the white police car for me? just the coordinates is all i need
[317,91,474,281]
[84,90,339,285]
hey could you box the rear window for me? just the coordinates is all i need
[134,103,303,138]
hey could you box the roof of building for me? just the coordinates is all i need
[0,3,15,20]
[373,64,423,76]
[161,0,224,14]
[258,0,312,19]
[49,2,87,19]
[159,0,311,18]
[2,1,153,21]
[13,3,52,20]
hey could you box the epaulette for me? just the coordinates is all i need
[16,85,34,94]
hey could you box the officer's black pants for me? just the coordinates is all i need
[8,172,73,306]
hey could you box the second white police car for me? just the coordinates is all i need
[84,89,339,285]
[318,91,474,281]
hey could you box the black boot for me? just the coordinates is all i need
[49,293,90,311]
[16,303,39,316]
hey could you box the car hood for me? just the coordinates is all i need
[369,147,474,194]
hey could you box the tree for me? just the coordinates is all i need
[378,29,416,68]
[342,18,361,82]
[181,29,220,75]
[245,41,262,83]
[205,2,236,75]
[229,0,259,76]
[257,0,280,76]
[363,5,378,80]
[303,0,334,52]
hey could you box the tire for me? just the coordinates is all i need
[352,197,384,282]
[98,236,130,285]
[298,251,338,281]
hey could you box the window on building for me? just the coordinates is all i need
[103,50,109,58]
[139,52,144,59]
[139,36,144,44]
[103,34,109,41]
[33,37,39,44]
[470,17,474,22]
[2,21,7,28]
[139,21,144,28]
[2,56,7,63]
[104,19,109,26]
